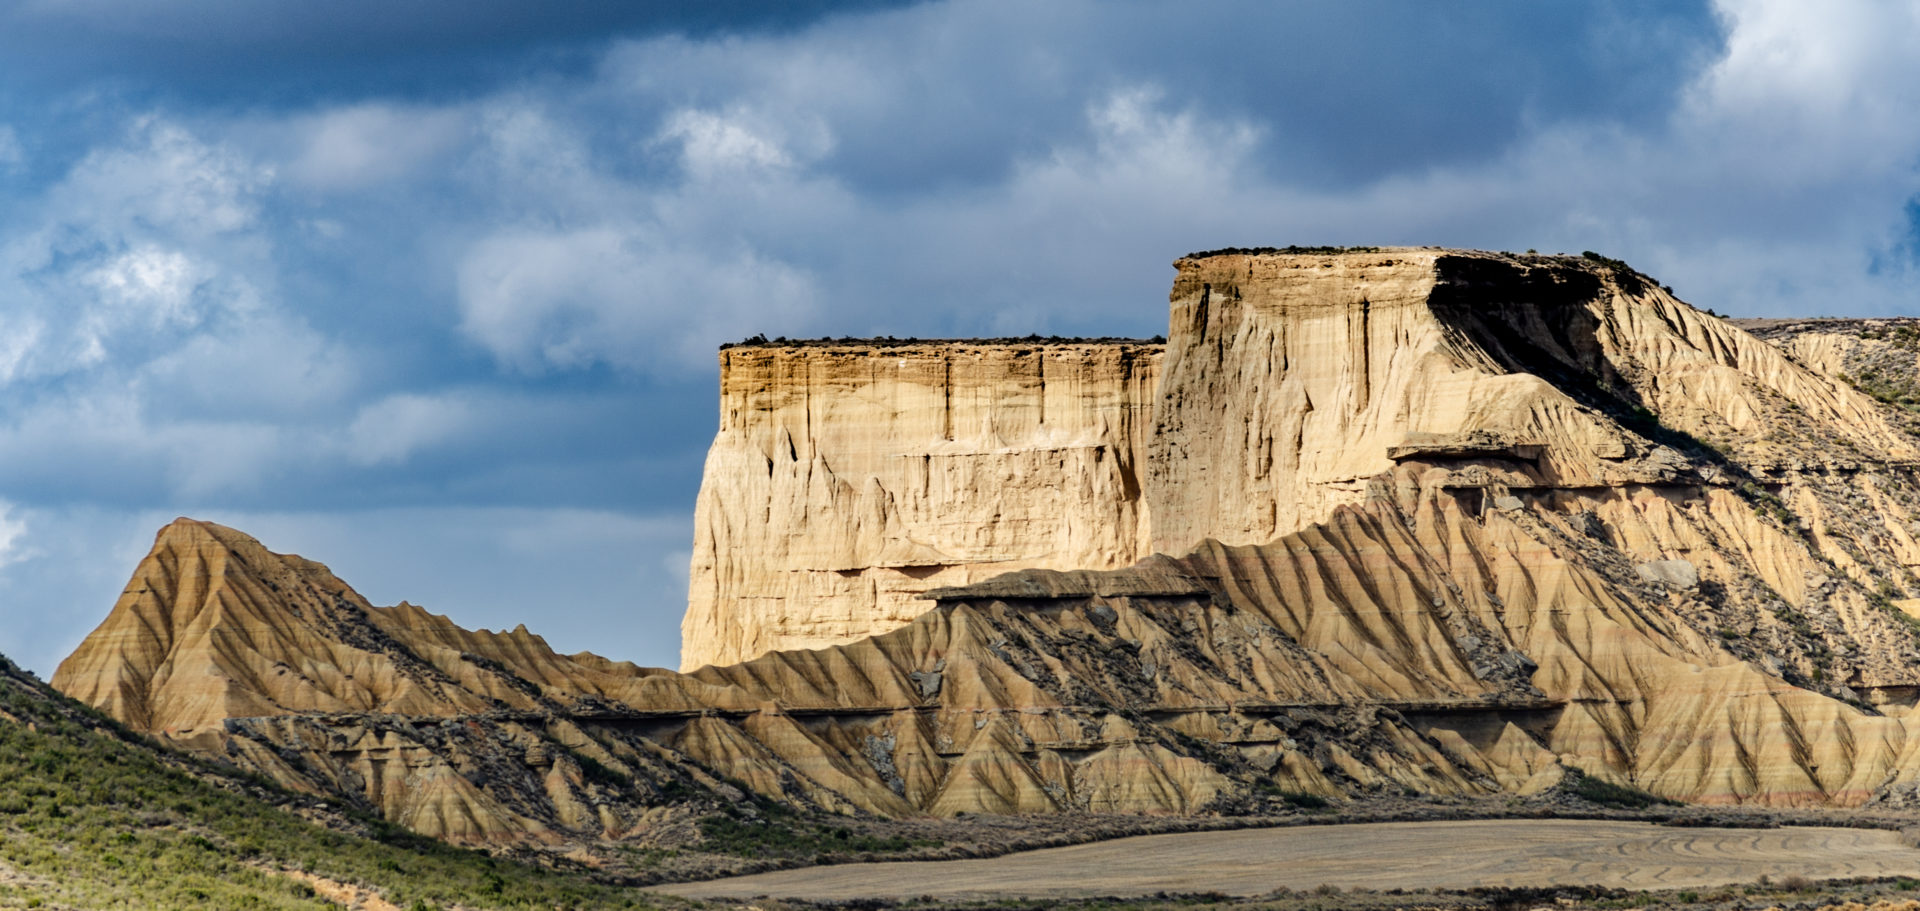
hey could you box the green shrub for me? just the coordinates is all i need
[1562,769,1678,808]
[696,814,936,858]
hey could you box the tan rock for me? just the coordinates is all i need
[1148,250,1917,557]
[682,341,1161,669]
[58,513,1517,839]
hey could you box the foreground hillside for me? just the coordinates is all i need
[48,247,1920,855]
[0,654,633,909]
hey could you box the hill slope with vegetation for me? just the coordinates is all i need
[0,655,641,910]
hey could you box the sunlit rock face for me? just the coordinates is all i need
[681,340,1162,670]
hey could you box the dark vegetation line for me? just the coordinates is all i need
[1182,244,1386,258]
[721,334,1165,350]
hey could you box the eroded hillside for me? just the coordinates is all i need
[59,519,1465,843]
[0,652,631,909]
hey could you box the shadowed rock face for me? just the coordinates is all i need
[51,248,1920,849]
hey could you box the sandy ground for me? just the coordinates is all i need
[653,819,1920,901]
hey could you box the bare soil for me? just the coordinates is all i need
[652,819,1920,901]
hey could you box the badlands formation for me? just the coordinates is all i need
[50,248,1920,851]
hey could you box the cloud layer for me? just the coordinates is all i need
[1,0,1917,675]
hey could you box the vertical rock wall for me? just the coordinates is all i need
[680,342,1161,669]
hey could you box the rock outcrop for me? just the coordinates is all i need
[53,247,1920,851]
[682,340,1161,669]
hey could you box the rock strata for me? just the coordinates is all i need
[682,341,1161,669]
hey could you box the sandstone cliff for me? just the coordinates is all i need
[682,340,1161,669]
[679,249,1920,808]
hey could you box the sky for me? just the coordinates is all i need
[2,0,1919,677]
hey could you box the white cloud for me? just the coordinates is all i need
[0,501,29,571]
[279,103,468,190]
[657,108,799,180]
[0,314,45,385]
[345,392,474,466]
[50,117,269,238]
[0,118,281,384]
[455,225,818,372]
[87,247,202,310]
[85,246,208,318]
[0,113,367,501]
[1679,0,1920,186]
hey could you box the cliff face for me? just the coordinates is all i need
[1135,250,1920,804]
[682,341,1161,669]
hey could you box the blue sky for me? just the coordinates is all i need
[2,0,1918,676]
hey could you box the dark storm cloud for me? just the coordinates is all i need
[0,0,919,102]
[767,0,1725,195]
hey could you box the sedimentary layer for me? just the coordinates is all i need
[682,341,1161,669]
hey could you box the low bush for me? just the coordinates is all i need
[1561,770,1678,809]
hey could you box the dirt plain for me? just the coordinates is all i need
[653,819,1920,901]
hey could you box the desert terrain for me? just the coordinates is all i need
[659,819,1920,900]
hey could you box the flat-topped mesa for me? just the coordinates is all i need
[685,251,1920,671]
[682,340,1162,670]
[1148,248,1917,554]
